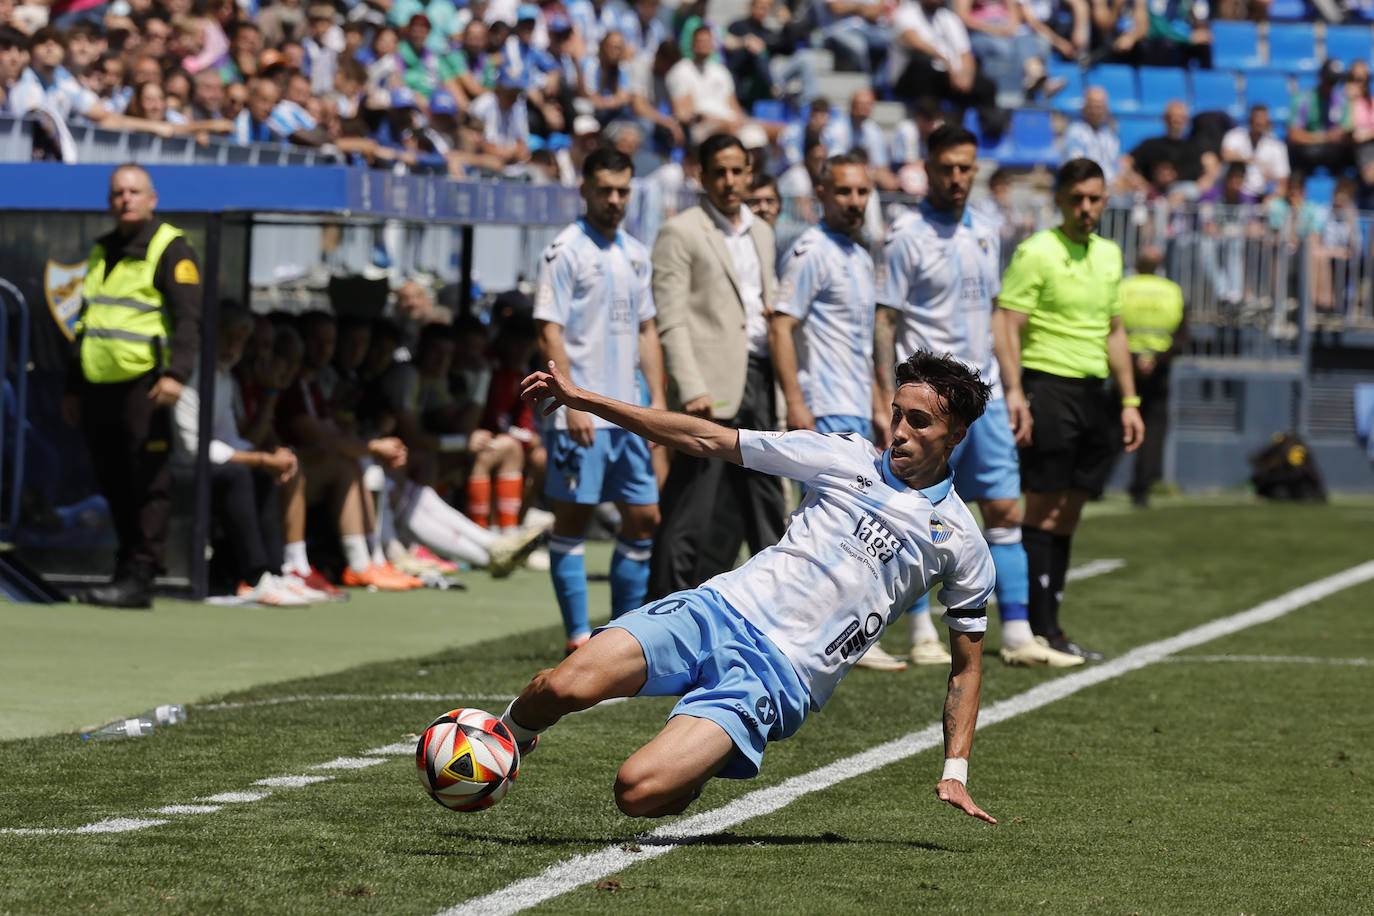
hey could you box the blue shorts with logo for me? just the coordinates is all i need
[949,397,1021,501]
[599,587,810,779]
[544,427,658,506]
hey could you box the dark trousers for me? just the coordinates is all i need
[895,53,1006,139]
[211,461,283,583]
[79,372,171,576]
[1129,368,1171,501]
[648,355,788,599]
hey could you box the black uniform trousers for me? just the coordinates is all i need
[210,461,283,584]
[79,371,171,576]
[1129,366,1171,502]
[647,355,788,600]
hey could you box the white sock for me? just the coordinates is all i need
[1001,618,1034,650]
[395,482,495,566]
[908,608,939,644]
[500,698,542,744]
[282,541,310,576]
[341,534,371,573]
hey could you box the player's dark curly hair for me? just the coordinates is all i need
[893,351,991,429]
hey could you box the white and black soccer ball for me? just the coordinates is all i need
[416,708,520,811]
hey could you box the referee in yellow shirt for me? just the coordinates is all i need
[993,158,1145,661]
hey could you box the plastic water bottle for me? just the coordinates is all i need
[142,703,187,726]
[82,717,155,741]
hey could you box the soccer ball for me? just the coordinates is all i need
[416,708,520,811]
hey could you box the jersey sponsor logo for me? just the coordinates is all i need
[929,514,953,544]
[852,512,904,564]
[852,474,873,491]
[646,597,687,616]
[824,612,884,661]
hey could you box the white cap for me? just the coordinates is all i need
[738,123,768,150]
[572,114,601,136]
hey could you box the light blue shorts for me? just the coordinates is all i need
[949,397,1021,502]
[544,427,658,506]
[599,587,810,779]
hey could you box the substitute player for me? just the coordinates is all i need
[995,158,1145,660]
[502,350,998,823]
[880,125,1082,668]
[768,152,926,672]
[533,147,666,654]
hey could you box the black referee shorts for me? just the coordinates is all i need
[1018,369,1120,497]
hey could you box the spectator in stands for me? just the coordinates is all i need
[954,0,1053,108]
[508,5,566,133]
[745,170,781,227]
[778,96,830,170]
[259,0,306,49]
[1267,172,1325,318]
[828,88,898,190]
[223,79,249,121]
[0,27,30,109]
[630,38,686,152]
[889,0,1006,141]
[233,75,281,143]
[567,0,622,59]
[453,20,492,101]
[1198,162,1259,310]
[188,66,224,119]
[1315,178,1360,315]
[124,78,188,132]
[222,22,263,84]
[1087,0,1143,60]
[80,53,129,113]
[130,56,165,92]
[1220,103,1289,202]
[1118,99,1219,197]
[363,26,401,88]
[64,22,103,77]
[469,69,531,165]
[482,310,549,526]
[1344,61,1374,198]
[1021,0,1090,63]
[1288,59,1352,179]
[142,14,173,62]
[889,95,943,194]
[584,30,636,126]
[1131,0,1210,70]
[396,14,465,101]
[667,25,745,145]
[816,0,891,75]
[974,165,1035,243]
[724,0,818,110]
[1061,86,1120,188]
[623,0,670,58]
[777,130,827,226]
[303,4,342,95]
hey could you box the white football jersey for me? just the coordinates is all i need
[774,224,877,420]
[534,219,656,429]
[881,203,1003,398]
[706,429,995,709]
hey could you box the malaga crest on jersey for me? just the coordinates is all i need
[929,514,953,544]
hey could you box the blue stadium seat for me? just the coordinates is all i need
[1190,69,1246,120]
[1303,172,1336,206]
[1048,62,1085,114]
[1115,114,1158,155]
[1212,22,1264,70]
[1245,72,1293,124]
[1267,0,1309,18]
[1001,109,1058,167]
[1267,23,1319,73]
[1087,64,1140,115]
[1136,66,1188,116]
[1324,25,1374,66]
[751,99,786,123]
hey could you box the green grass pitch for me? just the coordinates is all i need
[0,496,1371,914]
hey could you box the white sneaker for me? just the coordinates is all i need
[238,572,310,607]
[854,644,908,671]
[521,507,555,534]
[488,526,545,578]
[909,638,952,666]
[1000,635,1085,668]
[277,574,329,605]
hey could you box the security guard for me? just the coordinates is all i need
[62,164,202,608]
[1118,245,1185,508]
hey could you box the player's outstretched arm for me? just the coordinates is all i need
[522,362,742,463]
[936,628,996,824]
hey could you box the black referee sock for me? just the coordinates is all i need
[1048,533,1073,638]
[1022,526,1055,638]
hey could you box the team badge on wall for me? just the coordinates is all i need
[44,260,88,341]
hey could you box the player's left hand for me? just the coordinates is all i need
[1121,406,1145,453]
[936,779,996,824]
[522,362,587,414]
[148,376,184,407]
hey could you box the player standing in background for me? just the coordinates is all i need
[503,351,997,824]
[769,152,918,672]
[880,125,1083,668]
[533,147,666,655]
[995,158,1145,661]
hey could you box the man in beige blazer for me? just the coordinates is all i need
[647,133,788,598]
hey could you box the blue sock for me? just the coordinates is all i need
[904,593,931,616]
[548,534,588,639]
[609,537,653,619]
[987,529,1030,624]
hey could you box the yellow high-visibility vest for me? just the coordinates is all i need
[78,222,184,383]
[1119,273,1184,356]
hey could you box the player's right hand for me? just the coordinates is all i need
[682,394,713,418]
[786,399,817,432]
[936,779,996,824]
[1005,390,1033,447]
[566,409,597,447]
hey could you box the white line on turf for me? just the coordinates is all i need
[155,805,222,815]
[197,693,512,711]
[312,757,387,771]
[438,559,1374,916]
[1164,654,1374,666]
[200,791,271,803]
[254,775,335,788]
[1065,557,1124,580]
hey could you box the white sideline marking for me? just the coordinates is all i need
[439,559,1374,916]
[155,805,222,815]
[312,757,387,771]
[1165,654,1374,667]
[255,775,335,788]
[366,741,417,756]
[0,818,168,836]
[200,791,271,803]
[1065,558,1124,581]
[198,693,511,712]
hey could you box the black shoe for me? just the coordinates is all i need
[81,576,153,610]
[1049,636,1104,661]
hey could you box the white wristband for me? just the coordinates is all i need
[941,757,968,785]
